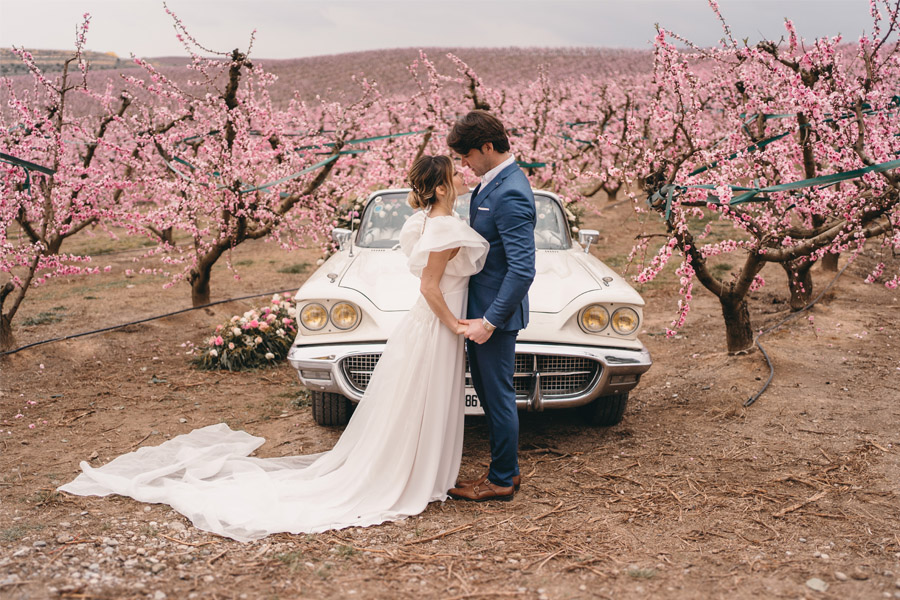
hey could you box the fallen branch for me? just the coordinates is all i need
[444,592,525,600]
[158,533,217,547]
[531,549,564,572]
[131,431,153,449]
[66,410,95,424]
[207,550,228,566]
[773,490,827,518]
[404,523,473,546]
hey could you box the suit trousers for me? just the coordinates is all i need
[466,329,519,487]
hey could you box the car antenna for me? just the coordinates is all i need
[348,204,356,257]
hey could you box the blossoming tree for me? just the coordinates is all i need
[630,0,900,353]
[0,16,134,349]
[123,10,382,306]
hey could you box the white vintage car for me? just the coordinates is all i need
[287,189,652,426]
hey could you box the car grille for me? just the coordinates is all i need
[340,352,600,398]
[341,354,380,392]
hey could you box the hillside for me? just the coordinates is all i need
[0,48,135,75]
[1,46,652,104]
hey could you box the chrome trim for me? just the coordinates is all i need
[288,341,652,410]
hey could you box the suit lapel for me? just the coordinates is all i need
[468,184,482,225]
[471,163,519,220]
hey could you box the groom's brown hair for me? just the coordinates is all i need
[447,110,510,155]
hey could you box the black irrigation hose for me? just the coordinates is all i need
[744,259,855,407]
[0,287,297,357]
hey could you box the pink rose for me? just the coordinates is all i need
[215,336,224,346]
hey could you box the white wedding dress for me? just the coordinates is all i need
[60,211,488,542]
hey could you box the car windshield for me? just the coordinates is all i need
[355,191,571,250]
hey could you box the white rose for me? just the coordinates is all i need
[255,336,262,344]
[209,349,218,357]
[232,327,242,336]
[265,352,275,360]
[276,328,285,337]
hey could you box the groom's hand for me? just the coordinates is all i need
[460,318,493,344]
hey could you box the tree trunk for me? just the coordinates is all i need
[782,260,814,311]
[820,253,839,272]
[190,268,212,307]
[604,185,620,203]
[0,282,15,351]
[0,314,14,351]
[720,294,755,354]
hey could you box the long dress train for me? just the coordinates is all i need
[59,211,488,542]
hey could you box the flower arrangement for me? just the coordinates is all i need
[194,293,297,371]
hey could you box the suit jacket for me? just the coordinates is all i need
[468,162,536,331]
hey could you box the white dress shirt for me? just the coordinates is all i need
[480,154,516,189]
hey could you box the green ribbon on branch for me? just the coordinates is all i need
[651,156,900,219]
[237,154,339,194]
[0,152,56,176]
[689,130,793,176]
[517,160,547,168]
[177,129,221,145]
[294,129,430,151]
[559,133,595,146]
[728,157,900,204]
[0,151,56,192]
[737,95,900,125]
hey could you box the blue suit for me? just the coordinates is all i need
[467,161,536,488]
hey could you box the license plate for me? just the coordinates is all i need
[464,388,484,416]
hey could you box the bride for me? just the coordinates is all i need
[60,155,489,542]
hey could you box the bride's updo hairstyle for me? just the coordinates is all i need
[407,155,454,210]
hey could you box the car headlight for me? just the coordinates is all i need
[611,307,639,335]
[299,303,328,331]
[330,302,360,330]
[579,305,609,333]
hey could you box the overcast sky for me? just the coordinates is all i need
[0,0,881,59]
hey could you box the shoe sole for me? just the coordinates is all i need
[448,491,515,502]
[454,481,521,491]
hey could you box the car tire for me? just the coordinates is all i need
[311,391,352,426]
[581,392,629,426]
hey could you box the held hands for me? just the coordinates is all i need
[458,318,494,344]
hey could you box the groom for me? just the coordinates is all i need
[447,110,536,502]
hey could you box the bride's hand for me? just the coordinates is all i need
[455,322,468,335]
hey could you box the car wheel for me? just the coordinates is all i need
[311,391,352,426]
[581,392,629,426]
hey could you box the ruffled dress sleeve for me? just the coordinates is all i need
[400,213,489,279]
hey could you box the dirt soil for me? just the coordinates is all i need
[1,198,899,600]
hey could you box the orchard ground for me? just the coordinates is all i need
[1,196,899,600]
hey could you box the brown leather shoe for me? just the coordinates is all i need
[448,480,515,502]
[455,471,521,490]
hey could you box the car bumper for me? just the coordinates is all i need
[288,341,652,412]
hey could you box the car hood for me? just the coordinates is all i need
[530,250,613,313]
[336,248,642,314]
[339,249,419,311]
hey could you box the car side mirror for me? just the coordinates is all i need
[578,229,600,253]
[331,228,352,251]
